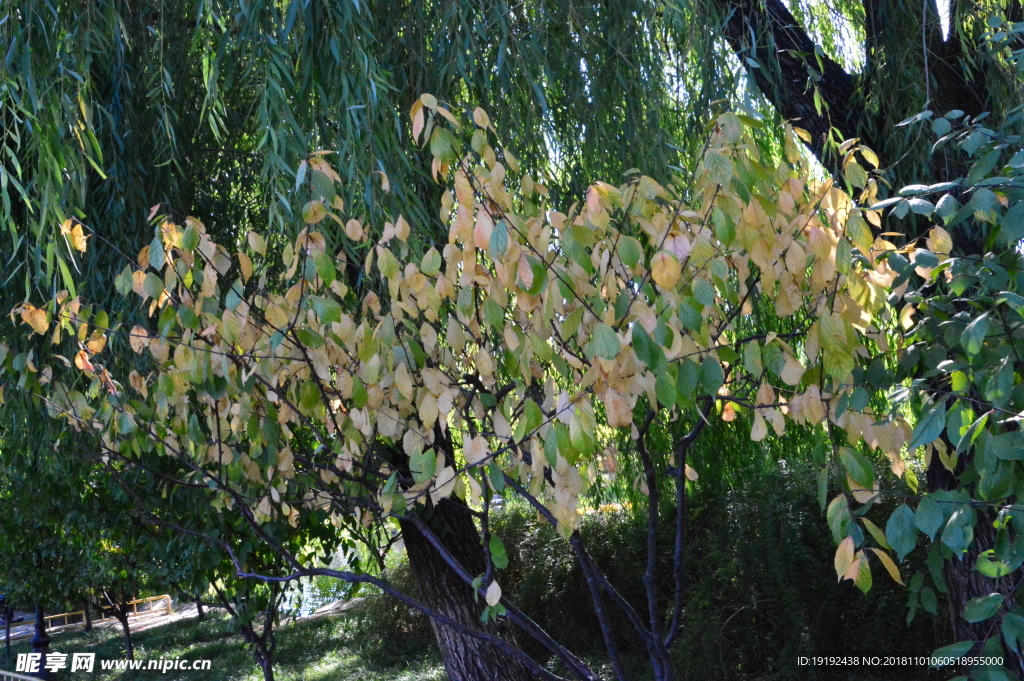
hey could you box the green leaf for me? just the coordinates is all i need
[976,550,1015,579]
[699,357,724,396]
[1000,202,1024,244]
[703,150,734,185]
[907,401,947,452]
[827,495,851,544]
[743,341,763,376]
[143,272,164,300]
[941,506,976,555]
[914,497,944,541]
[489,535,508,569]
[817,467,828,511]
[886,505,918,561]
[963,594,1003,623]
[962,313,991,356]
[586,323,621,360]
[489,221,509,259]
[930,641,975,666]
[483,298,505,330]
[839,447,874,489]
[181,225,200,252]
[618,236,643,269]
[693,278,716,307]
[421,248,442,276]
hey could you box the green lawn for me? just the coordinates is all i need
[0,610,445,681]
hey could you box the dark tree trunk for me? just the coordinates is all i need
[195,599,205,621]
[400,498,535,681]
[942,513,1024,675]
[115,612,134,661]
[82,602,92,632]
[4,609,11,659]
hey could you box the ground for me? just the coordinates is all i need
[0,605,444,681]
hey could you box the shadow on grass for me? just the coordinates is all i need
[0,609,444,681]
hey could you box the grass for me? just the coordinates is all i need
[0,609,445,681]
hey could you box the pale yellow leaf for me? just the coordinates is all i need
[834,536,855,581]
[485,580,502,606]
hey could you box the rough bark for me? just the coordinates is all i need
[943,517,1024,676]
[401,498,535,681]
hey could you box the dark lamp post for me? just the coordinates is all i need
[30,604,50,680]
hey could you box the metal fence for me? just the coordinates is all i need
[0,670,39,681]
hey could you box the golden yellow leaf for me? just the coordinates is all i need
[74,349,94,373]
[869,547,904,586]
[68,223,89,252]
[237,252,253,282]
[86,332,106,354]
[650,250,682,289]
[19,305,49,335]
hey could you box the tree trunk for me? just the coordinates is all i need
[195,599,205,621]
[943,518,1024,676]
[258,654,274,681]
[4,609,11,659]
[82,602,92,632]
[116,612,134,661]
[400,498,535,681]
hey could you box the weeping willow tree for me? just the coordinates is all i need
[3,1,1024,677]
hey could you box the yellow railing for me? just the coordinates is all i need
[7,596,172,641]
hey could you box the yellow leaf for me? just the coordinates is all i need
[69,224,88,252]
[129,326,150,353]
[684,464,699,481]
[248,231,267,255]
[74,349,95,373]
[650,251,682,290]
[237,252,253,282]
[780,356,805,385]
[750,411,768,441]
[869,547,904,586]
[474,208,494,250]
[834,536,855,580]
[19,305,49,335]
[303,200,327,224]
[345,219,365,241]
[411,100,425,144]
[465,435,490,466]
[485,580,502,606]
[926,226,952,255]
[603,388,633,428]
[395,215,410,242]
[308,156,342,184]
[473,107,490,128]
[86,332,107,354]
